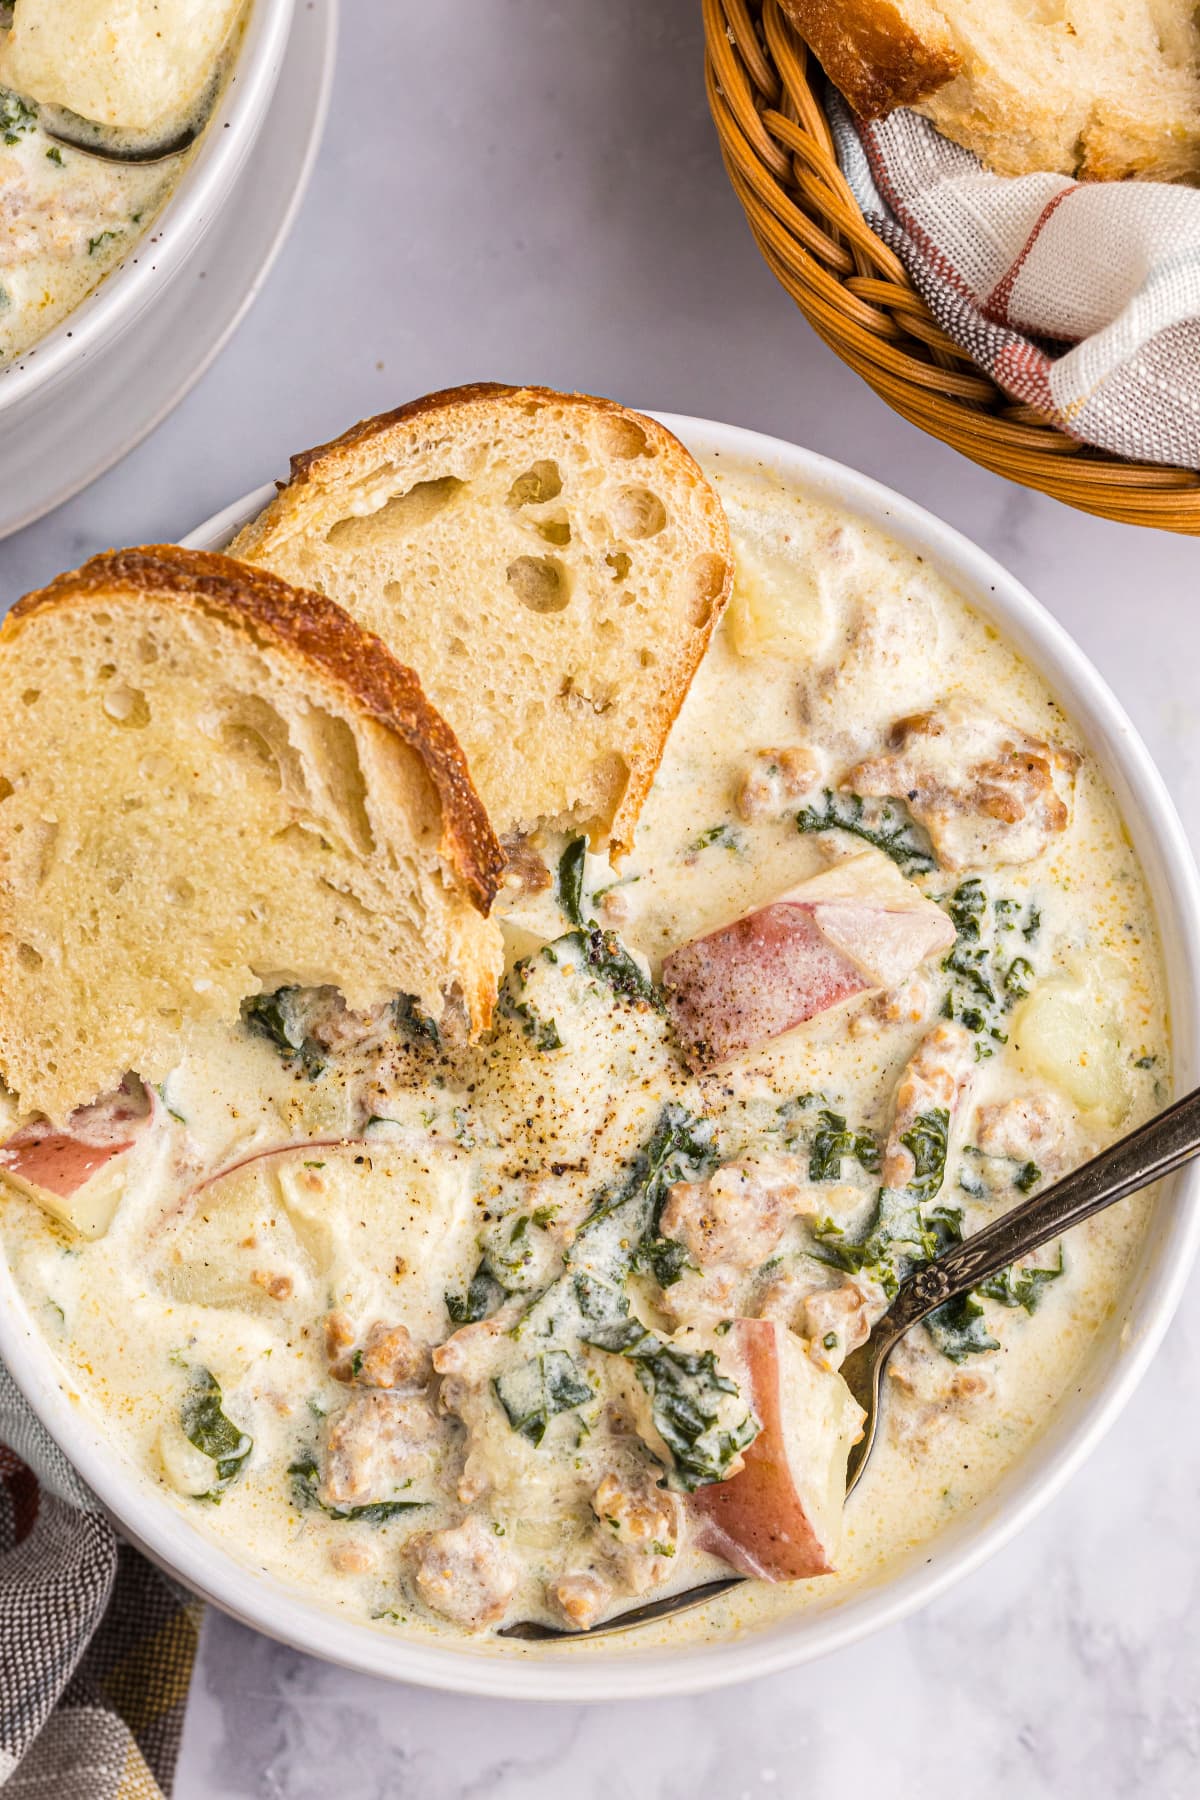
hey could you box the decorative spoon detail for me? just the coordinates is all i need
[501,1085,1200,1641]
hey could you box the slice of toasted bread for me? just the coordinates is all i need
[781,0,1200,182]
[0,546,505,1122]
[230,384,733,859]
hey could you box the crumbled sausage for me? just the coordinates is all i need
[656,1265,739,1330]
[500,832,552,895]
[329,1540,375,1576]
[324,1310,355,1366]
[975,1090,1076,1175]
[406,1517,518,1629]
[250,1268,294,1302]
[593,1469,685,1595]
[431,1317,507,1381]
[882,1022,976,1190]
[754,1268,878,1369]
[848,703,1079,870]
[875,971,931,1026]
[802,1282,873,1370]
[321,1391,442,1508]
[887,1340,996,1449]
[349,1322,430,1390]
[755,1266,818,1327]
[598,885,633,926]
[548,1570,611,1630]
[736,746,823,821]
[660,1154,815,1270]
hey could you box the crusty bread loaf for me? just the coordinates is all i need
[780,0,1200,181]
[230,384,733,859]
[0,546,505,1122]
[777,0,961,119]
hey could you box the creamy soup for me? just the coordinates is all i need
[0,461,1168,1650]
[0,4,247,365]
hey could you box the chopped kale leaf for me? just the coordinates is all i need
[497,955,564,1051]
[394,993,440,1045]
[582,1102,716,1289]
[899,1107,950,1204]
[0,89,37,144]
[979,1248,1064,1314]
[924,1202,964,1255]
[924,1293,999,1362]
[689,823,744,854]
[181,1370,252,1500]
[240,987,325,1078]
[494,1350,593,1446]
[576,925,663,1008]
[557,835,588,928]
[796,789,936,876]
[585,1319,758,1491]
[940,879,1041,1057]
[813,1183,935,1298]
[808,1108,880,1181]
[445,1261,509,1326]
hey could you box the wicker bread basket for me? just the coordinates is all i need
[703,0,1200,532]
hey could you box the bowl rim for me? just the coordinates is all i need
[3,411,1198,1701]
[0,0,295,413]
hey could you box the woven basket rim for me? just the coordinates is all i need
[704,0,1200,532]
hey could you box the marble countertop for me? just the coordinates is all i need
[5,2,1199,1793]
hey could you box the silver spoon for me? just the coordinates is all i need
[501,1084,1200,1641]
[37,102,198,165]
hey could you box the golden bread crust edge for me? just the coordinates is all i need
[4,545,506,916]
[233,383,735,859]
[281,382,711,491]
[777,0,960,117]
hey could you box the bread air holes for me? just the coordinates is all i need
[606,550,631,581]
[16,942,42,971]
[299,708,375,857]
[507,555,570,614]
[687,551,729,627]
[101,684,150,728]
[325,476,465,549]
[218,696,309,807]
[611,486,666,540]
[507,460,562,507]
[594,415,650,461]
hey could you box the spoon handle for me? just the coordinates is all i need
[887,1085,1200,1333]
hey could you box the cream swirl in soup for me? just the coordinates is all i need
[0,461,1168,1646]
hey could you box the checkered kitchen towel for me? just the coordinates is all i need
[826,89,1200,468]
[0,1364,200,1797]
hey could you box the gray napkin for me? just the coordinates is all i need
[0,1362,201,1798]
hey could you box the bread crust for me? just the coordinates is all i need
[5,546,505,915]
[284,382,708,494]
[777,0,960,117]
[238,383,733,859]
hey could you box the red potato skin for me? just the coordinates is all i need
[691,1319,834,1580]
[0,1130,133,1199]
[0,1082,152,1201]
[662,904,867,1067]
